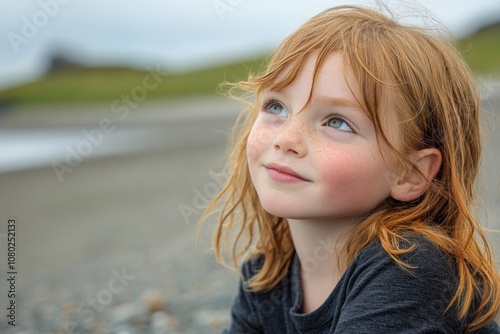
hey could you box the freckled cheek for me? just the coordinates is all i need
[246,124,272,164]
[317,153,389,201]
[317,158,357,192]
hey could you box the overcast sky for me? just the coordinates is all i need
[1,0,500,89]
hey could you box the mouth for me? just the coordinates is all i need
[264,163,310,183]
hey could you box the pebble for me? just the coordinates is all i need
[109,302,148,326]
[141,289,166,313]
[195,309,231,330]
[3,246,237,334]
[151,311,178,333]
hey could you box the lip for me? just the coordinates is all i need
[264,163,310,183]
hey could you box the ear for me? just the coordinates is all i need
[390,148,442,203]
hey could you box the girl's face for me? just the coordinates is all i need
[246,53,401,224]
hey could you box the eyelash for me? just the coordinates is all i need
[324,114,355,133]
[260,98,355,133]
[260,98,284,113]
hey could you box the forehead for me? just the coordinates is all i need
[261,53,369,116]
[261,53,360,103]
[311,53,362,108]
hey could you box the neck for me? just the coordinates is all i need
[287,218,358,313]
[287,218,357,280]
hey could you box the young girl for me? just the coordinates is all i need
[201,5,500,333]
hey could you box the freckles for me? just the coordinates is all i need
[246,135,258,162]
[246,142,259,163]
[247,124,269,161]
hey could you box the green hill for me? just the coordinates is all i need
[0,56,267,106]
[0,23,498,106]
[458,23,500,74]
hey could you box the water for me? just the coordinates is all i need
[0,126,167,173]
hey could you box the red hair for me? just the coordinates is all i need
[200,5,499,331]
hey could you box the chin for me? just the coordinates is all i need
[260,202,310,220]
[260,202,291,219]
[256,191,316,219]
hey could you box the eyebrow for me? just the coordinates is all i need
[262,90,361,108]
[318,96,362,109]
[317,95,372,124]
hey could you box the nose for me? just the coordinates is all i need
[273,116,307,157]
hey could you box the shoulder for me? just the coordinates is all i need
[226,254,293,333]
[356,235,500,333]
[333,235,462,332]
[354,234,455,280]
[348,234,458,308]
[240,254,266,280]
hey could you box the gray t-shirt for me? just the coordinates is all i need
[223,237,500,333]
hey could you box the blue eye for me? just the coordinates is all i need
[326,116,353,132]
[262,99,287,118]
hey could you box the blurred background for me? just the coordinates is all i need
[0,0,499,333]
